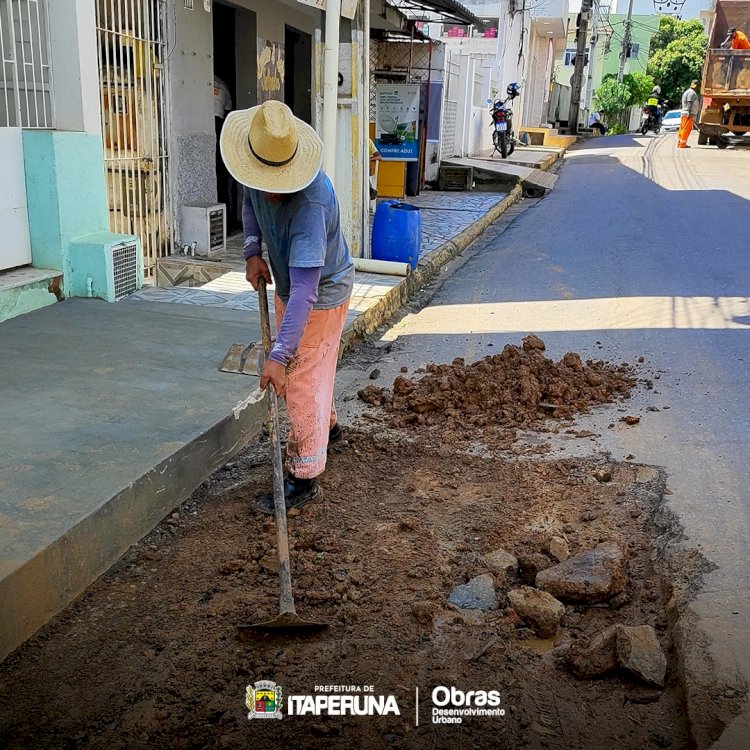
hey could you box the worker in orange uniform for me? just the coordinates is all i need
[722,27,750,49]
[677,80,700,149]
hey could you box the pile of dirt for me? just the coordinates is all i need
[359,335,636,434]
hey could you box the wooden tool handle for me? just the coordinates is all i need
[257,277,272,357]
[257,276,296,616]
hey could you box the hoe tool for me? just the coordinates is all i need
[236,278,328,633]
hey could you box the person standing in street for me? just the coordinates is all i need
[677,80,700,149]
[220,100,354,514]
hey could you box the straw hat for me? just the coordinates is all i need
[220,100,323,193]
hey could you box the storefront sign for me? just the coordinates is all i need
[374,84,421,161]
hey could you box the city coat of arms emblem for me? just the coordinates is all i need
[246,680,283,720]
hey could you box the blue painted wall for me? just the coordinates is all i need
[20,130,139,304]
[23,131,109,279]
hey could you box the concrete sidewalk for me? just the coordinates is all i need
[444,155,559,197]
[0,186,530,660]
[475,145,565,171]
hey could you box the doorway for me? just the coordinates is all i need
[284,26,312,124]
[213,2,256,232]
[212,2,236,222]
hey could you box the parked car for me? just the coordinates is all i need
[661,109,682,133]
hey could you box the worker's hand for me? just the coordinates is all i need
[246,256,272,290]
[260,359,286,397]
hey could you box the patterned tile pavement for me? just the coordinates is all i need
[371,192,506,255]
[127,190,508,319]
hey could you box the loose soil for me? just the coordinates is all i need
[0,428,687,750]
[358,336,637,438]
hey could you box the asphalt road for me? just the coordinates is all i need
[343,132,750,747]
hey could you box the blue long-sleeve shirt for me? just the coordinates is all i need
[242,173,353,365]
[243,198,320,366]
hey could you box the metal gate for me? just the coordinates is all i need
[95,0,171,277]
[441,53,460,159]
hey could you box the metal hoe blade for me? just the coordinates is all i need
[218,341,264,376]
[239,611,329,632]
[237,279,329,633]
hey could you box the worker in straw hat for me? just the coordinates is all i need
[220,100,354,514]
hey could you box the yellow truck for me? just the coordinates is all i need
[698,0,750,147]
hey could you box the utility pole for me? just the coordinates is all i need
[568,0,592,134]
[617,0,635,83]
[583,0,600,118]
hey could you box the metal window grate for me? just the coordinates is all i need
[0,0,54,128]
[112,241,138,299]
[96,0,173,278]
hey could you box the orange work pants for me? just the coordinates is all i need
[274,295,349,479]
[677,115,694,147]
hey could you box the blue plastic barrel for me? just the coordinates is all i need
[371,200,422,270]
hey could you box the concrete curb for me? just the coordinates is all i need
[535,150,559,171]
[0,399,265,662]
[340,184,524,352]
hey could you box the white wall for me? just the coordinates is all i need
[468,104,492,155]
[49,0,101,133]
[168,2,216,225]
[524,32,554,126]
[0,129,32,271]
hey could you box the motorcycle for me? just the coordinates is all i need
[489,83,521,159]
[641,105,663,135]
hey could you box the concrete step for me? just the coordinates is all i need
[0,267,62,323]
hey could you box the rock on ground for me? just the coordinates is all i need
[565,624,667,686]
[448,573,497,611]
[518,552,554,585]
[566,625,619,678]
[548,536,570,562]
[508,586,565,637]
[358,385,387,405]
[535,542,627,603]
[616,625,667,687]
[522,334,546,352]
[483,548,519,578]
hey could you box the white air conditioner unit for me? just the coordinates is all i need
[180,203,226,258]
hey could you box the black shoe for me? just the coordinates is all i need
[328,423,343,443]
[254,475,320,515]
